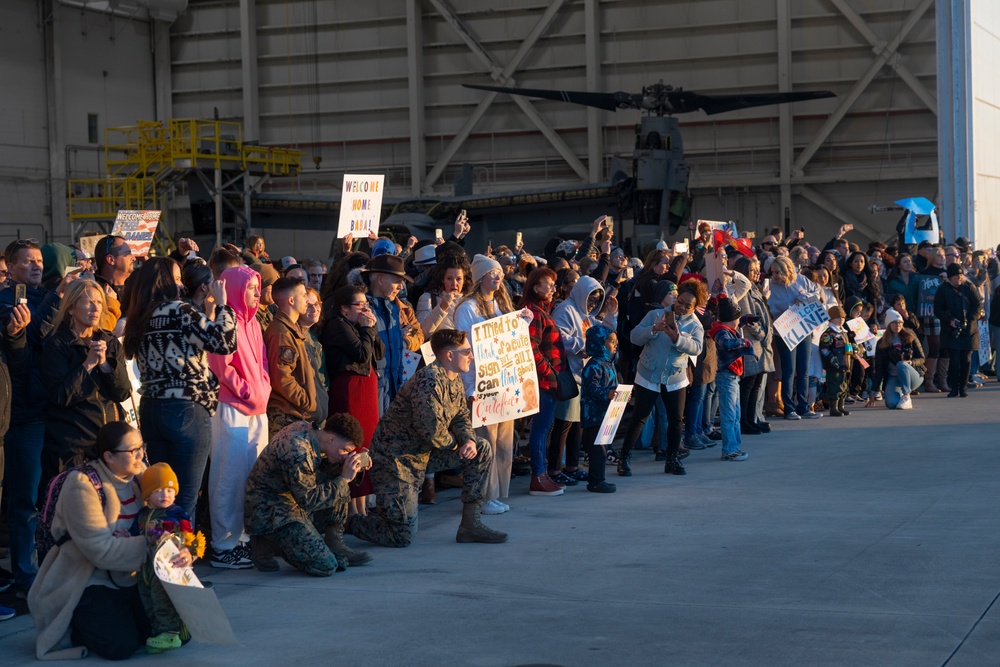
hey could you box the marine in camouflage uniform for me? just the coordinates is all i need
[244,420,357,575]
[348,361,503,547]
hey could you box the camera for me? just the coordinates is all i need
[355,451,371,467]
[950,319,967,339]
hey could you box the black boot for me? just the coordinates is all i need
[456,502,508,544]
[250,535,279,572]
[839,397,850,416]
[664,455,687,475]
[617,447,632,477]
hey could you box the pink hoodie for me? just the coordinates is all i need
[208,265,271,415]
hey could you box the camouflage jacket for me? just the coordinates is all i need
[244,421,349,535]
[371,361,476,457]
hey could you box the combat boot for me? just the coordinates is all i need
[617,445,633,477]
[324,525,372,566]
[250,535,279,572]
[456,502,508,544]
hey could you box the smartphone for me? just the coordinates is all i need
[845,224,854,232]
[435,228,443,240]
[516,231,522,247]
[625,267,634,280]
[745,231,756,239]
[459,209,467,219]
[488,239,493,252]
[15,283,26,305]
[663,310,676,329]
[356,451,371,467]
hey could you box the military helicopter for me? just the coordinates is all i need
[463,81,836,235]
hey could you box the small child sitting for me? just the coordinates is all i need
[133,463,205,654]
[580,325,619,493]
[819,305,860,416]
[708,297,758,464]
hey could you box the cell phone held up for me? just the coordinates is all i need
[15,283,27,306]
[663,310,676,329]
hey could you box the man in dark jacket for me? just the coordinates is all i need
[0,239,72,595]
[935,263,983,397]
[0,302,29,614]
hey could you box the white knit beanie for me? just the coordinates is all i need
[471,254,502,284]
[883,308,903,327]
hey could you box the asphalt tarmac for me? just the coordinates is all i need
[3,383,999,666]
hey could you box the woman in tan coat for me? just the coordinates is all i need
[28,422,193,660]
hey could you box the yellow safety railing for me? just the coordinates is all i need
[68,118,303,227]
[67,177,157,221]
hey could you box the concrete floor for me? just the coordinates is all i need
[2,384,1000,666]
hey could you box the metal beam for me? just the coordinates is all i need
[406,0,426,197]
[423,0,578,190]
[690,165,938,189]
[42,0,67,242]
[776,0,793,234]
[584,0,602,182]
[829,0,937,115]
[239,0,260,141]
[794,0,934,172]
[797,186,882,239]
[152,20,172,122]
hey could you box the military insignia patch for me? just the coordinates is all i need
[279,346,296,364]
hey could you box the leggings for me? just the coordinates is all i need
[548,419,582,473]
[621,384,687,459]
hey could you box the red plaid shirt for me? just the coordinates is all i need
[524,300,565,394]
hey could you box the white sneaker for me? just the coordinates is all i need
[481,499,507,515]
[784,412,801,420]
[496,500,510,512]
[897,395,913,410]
[874,391,883,401]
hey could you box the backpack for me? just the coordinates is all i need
[36,464,106,564]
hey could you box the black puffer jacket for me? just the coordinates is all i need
[40,323,132,456]
[0,283,61,424]
[934,280,983,351]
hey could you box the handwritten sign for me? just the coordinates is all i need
[845,317,875,344]
[917,274,943,318]
[337,174,385,238]
[78,234,105,259]
[470,309,540,427]
[401,349,421,384]
[111,210,160,257]
[420,341,436,366]
[773,301,830,349]
[120,357,143,429]
[978,320,990,365]
[596,385,633,446]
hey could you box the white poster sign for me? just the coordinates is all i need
[420,340,437,366]
[111,210,161,257]
[337,174,385,238]
[773,301,830,350]
[978,320,991,366]
[401,349,421,384]
[470,309,540,427]
[596,385,633,446]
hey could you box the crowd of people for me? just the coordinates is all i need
[0,212,996,660]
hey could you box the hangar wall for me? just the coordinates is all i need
[0,0,946,257]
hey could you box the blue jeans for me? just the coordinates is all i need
[139,398,212,519]
[639,395,667,450]
[528,391,558,476]
[4,421,44,588]
[685,383,708,439]
[884,361,923,408]
[716,371,742,454]
[776,336,810,414]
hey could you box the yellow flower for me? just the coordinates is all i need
[192,531,207,560]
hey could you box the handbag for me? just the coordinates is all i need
[555,365,579,402]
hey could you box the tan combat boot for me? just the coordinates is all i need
[456,502,508,544]
[324,525,372,566]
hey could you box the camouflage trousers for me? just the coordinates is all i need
[266,409,307,440]
[138,565,182,635]
[267,505,349,577]
[348,437,493,548]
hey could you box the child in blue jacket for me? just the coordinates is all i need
[707,297,758,464]
[581,325,619,493]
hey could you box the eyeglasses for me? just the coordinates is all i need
[450,347,473,357]
[483,270,503,280]
[761,242,774,247]
[113,444,146,456]
[350,301,369,308]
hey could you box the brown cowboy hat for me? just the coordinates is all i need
[362,254,413,282]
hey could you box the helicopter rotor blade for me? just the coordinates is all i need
[683,90,836,116]
[462,83,640,112]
